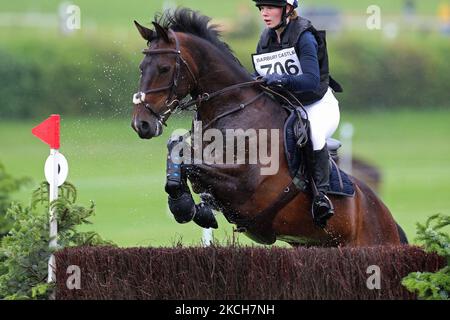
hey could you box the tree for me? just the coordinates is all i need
[402,214,450,300]
[0,182,114,299]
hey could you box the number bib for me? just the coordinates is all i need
[252,47,303,77]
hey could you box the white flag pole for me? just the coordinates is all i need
[32,114,64,288]
[47,148,59,283]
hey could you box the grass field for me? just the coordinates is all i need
[1,1,449,247]
[0,109,449,247]
[0,0,446,30]
[1,0,445,15]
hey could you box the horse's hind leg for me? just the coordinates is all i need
[351,178,402,246]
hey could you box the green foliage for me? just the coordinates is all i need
[402,214,450,300]
[0,181,115,300]
[0,33,138,119]
[329,34,450,110]
[0,162,30,237]
[414,214,450,260]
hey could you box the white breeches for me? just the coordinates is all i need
[300,87,340,151]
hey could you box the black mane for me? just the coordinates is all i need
[155,8,242,66]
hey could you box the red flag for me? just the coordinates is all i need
[32,115,60,149]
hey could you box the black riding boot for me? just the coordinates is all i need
[310,145,335,228]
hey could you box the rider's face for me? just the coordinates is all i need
[259,6,283,28]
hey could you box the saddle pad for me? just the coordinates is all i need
[284,110,355,197]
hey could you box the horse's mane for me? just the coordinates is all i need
[154,8,243,67]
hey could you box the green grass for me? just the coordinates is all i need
[0,0,445,31]
[1,0,444,15]
[1,1,448,248]
[0,109,449,247]
[0,115,249,247]
[341,109,450,240]
[306,0,445,15]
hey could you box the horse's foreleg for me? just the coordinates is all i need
[165,144,218,229]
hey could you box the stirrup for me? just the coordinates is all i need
[312,193,334,228]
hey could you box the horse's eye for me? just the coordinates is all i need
[158,65,171,74]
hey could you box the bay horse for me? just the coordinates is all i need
[131,8,407,247]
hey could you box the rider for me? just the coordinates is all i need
[251,0,343,228]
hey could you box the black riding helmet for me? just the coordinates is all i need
[253,0,298,30]
[253,0,288,6]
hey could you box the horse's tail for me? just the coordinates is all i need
[396,223,409,244]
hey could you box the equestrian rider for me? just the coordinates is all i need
[251,0,343,228]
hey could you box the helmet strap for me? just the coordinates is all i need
[271,6,295,31]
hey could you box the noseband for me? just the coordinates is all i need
[133,29,197,127]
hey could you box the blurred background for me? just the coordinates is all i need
[0,0,449,247]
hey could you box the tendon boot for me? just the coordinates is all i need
[310,145,335,228]
[165,136,195,224]
[165,135,218,228]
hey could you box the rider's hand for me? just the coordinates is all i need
[262,73,289,86]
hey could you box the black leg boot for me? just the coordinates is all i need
[193,203,218,229]
[165,136,218,229]
[165,136,196,224]
[310,145,335,228]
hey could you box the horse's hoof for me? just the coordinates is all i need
[168,193,196,224]
[193,203,218,229]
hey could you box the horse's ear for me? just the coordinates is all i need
[134,20,154,42]
[152,21,170,43]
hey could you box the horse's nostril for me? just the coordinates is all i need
[140,121,150,130]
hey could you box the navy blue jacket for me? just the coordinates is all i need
[255,28,321,92]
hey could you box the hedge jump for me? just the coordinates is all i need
[55,245,445,300]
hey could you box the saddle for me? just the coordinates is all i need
[284,109,355,197]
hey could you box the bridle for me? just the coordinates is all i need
[132,29,197,128]
[132,28,264,131]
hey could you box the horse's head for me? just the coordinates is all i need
[131,21,195,139]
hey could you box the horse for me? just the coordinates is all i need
[131,8,408,247]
